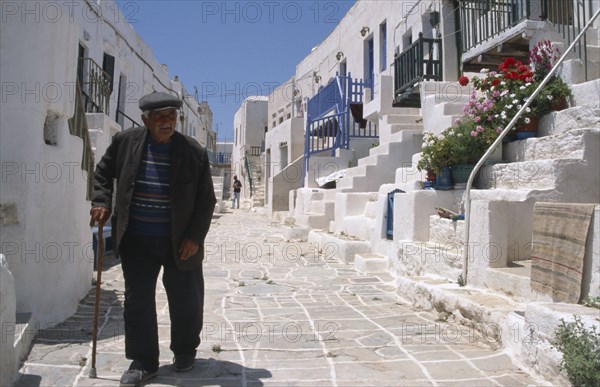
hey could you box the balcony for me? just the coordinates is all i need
[304,74,377,176]
[393,32,442,107]
[211,152,232,165]
[459,0,592,76]
[77,58,112,114]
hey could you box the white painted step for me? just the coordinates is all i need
[537,103,599,137]
[340,215,375,241]
[308,230,371,264]
[396,242,462,282]
[428,216,465,248]
[479,159,586,190]
[295,213,332,230]
[504,128,599,162]
[355,253,389,273]
[385,112,422,123]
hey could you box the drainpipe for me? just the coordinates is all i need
[461,7,600,285]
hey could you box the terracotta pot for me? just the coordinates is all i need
[514,116,539,140]
[426,169,437,182]
[551,97,568,111]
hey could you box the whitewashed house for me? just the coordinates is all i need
[0,1,214,384]
[268,0,599,384]
[231,96,269,208]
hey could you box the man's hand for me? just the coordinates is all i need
[90,207,111,226]
[178,239,199,261]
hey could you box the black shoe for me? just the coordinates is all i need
[119,368,157,387]
[173,356,195,372]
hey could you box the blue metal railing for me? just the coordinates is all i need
[303,73,378,181]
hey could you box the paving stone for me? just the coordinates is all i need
[16,210,541,386]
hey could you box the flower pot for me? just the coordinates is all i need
[434,166,452,190]
[426,169,437,182]
[514,117,539,140]
[451,164,475,189]
[551,97,568,111]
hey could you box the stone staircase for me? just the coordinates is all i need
[293,188,336,230]
[336,112,424,192]
[420,81,472,136]
[244,155,265,208]
[468,98,599,298]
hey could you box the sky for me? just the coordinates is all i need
[116,0,357,142]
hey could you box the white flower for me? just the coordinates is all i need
[507,104,513,109]
[480,68,490,73]
[520,86,526,90]
[547,95,554,100]
[525,107,531,113]
[457,133,463,137]
[524,117,531,124]
[512,99,519,104]
[517,104,522,109]
[510,94,516,98]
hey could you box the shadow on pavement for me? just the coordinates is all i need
[154,358,272,386]
[13,374,42,387]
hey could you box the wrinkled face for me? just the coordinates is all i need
[142,108,178,143]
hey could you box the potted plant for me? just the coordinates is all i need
[417,131,453,189]
[530,40,573,112]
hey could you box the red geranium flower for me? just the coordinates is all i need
[459,76,469,86]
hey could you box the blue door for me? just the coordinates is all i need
[386,189,404,239]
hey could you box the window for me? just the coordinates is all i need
[380,22,387,71]
[102,53,115,94]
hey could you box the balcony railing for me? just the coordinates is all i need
[115,109,140,129]
[459,0,530,52]
[78,58,112,113]
[303,74,377,180]
[393,32,443,104]
[542,0,592,80]
[250,146,262,156]
[212,152,232,164]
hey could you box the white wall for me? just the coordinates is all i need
[231,97,268,184]
[0,9,92,326]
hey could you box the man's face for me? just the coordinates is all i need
[142,108,178,143]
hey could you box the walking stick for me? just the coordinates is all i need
[89,219,104,378]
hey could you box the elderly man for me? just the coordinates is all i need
[90,91,216,387]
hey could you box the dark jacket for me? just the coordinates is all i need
[91,127,216,271]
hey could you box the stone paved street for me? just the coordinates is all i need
[16,210,544,386]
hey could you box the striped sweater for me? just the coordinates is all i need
[128,136,171,236]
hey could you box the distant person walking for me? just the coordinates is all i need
[232,175,242,209]
[90,91,216,387]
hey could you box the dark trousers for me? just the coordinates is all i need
[120,232,204,372]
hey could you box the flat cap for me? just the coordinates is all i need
[139,91,182,112]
